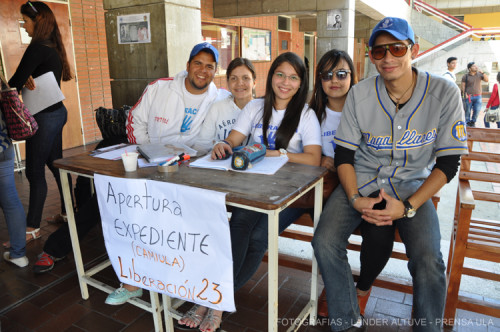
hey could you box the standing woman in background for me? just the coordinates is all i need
[7,1,73,245]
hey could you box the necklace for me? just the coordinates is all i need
[387,72,416,112]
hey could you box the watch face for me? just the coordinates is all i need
[406,208,416,218]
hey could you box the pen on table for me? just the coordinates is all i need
[160,153,185,166]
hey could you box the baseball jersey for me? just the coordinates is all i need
[232,99,321,153]
[334,68,468,200]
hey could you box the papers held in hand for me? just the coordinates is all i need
[137,143,197,163]
[21,72,65,115]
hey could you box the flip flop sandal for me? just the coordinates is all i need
[26,228,41,244]
[3,228,40,249]
[175,304,205,330]
[199,308,222,332]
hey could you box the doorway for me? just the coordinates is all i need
[304,34,315,92]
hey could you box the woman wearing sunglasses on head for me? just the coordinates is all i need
[6,1,73,248]
[179,52,321,332]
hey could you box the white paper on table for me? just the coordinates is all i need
[189,154,288,175]
[138,158,159,168]
[21,72,65,115]
[93,145,138,160]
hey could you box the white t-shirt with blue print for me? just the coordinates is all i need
[180,83,207,133]
[232,99,321,153]
[321,106,342,158]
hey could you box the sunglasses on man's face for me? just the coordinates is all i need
[320,70,351,82]
[370,43,412,60]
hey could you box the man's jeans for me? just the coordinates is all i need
[465,95,482,126]
[231,206,307,290]
[0,146,26,258]
[312,186,446,332]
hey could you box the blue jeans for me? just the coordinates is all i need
[484,105,500,128]
[231,206,307,290]
[25,105,69,229]
[465,95,482,126]
[0,146,26,258]
[312,186,445,332]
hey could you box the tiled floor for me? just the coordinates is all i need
[0,143,498,332]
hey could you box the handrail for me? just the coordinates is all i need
[413,28,500,63]
[413,0,471,31]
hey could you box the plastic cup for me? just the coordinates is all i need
[121,152,139,172]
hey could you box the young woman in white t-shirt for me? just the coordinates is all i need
[179,53,321,332]
[194,58,256,154]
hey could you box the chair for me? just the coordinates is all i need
[444,127,500,325]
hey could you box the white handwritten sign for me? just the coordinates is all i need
[94,174,235,311]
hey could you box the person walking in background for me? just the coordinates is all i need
[443,56,457,83]
[484,72,500,128]
[461,61,488,127]
[6,1,73,247]
[0,109,28,267]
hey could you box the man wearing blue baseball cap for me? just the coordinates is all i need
[126,41,225,146]
[313,17,467,331]
[103,42,227,305]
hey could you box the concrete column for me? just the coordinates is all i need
[103,0,202,108]
[316,0,355,62]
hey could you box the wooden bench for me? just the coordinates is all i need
[444,127,500,324]
[266,192,440,295]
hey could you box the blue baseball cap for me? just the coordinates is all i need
[368,17,415,47]
[189,42,219,64]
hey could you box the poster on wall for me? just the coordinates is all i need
[241,28,271,61]
[118,13,151,44]
[327,10,342,30]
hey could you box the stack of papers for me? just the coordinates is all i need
[189,154,288,175]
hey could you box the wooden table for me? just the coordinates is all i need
[54,152,327,332]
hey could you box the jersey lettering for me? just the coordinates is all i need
[396,128,437,149]
[362,132,392,150]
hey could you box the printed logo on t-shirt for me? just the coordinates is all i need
[181,107,198,133]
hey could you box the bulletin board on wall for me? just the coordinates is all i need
[241,27,271,62]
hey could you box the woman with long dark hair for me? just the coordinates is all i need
[177,52,321,332]
[7,1,73,246]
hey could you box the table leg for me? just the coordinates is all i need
[163,294,175,332]
[60,169,89,299]
[149,291,164,332]
[310,178,323,325]
[268,209,280,332]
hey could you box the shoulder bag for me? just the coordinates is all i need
[0,72,39,140]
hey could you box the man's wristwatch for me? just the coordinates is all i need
[279,148,287,157]
[403,199,417,218]
[350,193,360,207]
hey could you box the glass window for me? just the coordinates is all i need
[202,23,240,76]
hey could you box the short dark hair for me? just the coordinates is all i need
[496,72,500,83]
[447,57,457,64]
